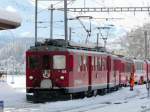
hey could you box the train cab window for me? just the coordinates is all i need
[53,55,66,69]
[42,55,50,69]
[28,56,39,69]
[83,56,88,71]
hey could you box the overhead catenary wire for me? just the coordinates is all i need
[32,0,150,46]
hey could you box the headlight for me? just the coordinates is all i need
[60,76,64,80]
[29,76,34,80]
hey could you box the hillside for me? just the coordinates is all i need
[0,36,34,74]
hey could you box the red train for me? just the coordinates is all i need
[26,39,150,102]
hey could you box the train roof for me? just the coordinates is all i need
[29,39,133,59]
[145,59,150,64]
[133,59,144,63]
[29,39,135,60]
[0,9,21,30]
[67,48,109,56]
[31,39,107,52]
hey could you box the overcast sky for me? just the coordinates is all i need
[1,0,150,45]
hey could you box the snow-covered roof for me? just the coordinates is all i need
[0,9,21,30]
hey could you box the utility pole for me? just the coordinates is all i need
[144,31,148,59]
[50,4,54,39]
[96,33,99,48]
[69,27,72,41]
[144,30,150,98]
[64,0,68,46]
[35,0,38,46]
[97,26,110,49]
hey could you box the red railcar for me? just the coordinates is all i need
[120,59,127,86]
[112,56,122,88]
[26,39,125,102]
[133,59,149,84]
[107,55,121,90]
[119,58,134,86]
[145,60,150,82]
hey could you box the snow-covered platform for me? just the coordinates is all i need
[0,75,150,112]
[0,9,21,30]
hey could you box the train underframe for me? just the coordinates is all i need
[26,85,120,103]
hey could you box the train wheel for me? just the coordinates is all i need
[114,86,119,91]
[85,91,93,98]
[98,89,106,95]
[80,92,85,99]
[26,94,33,102]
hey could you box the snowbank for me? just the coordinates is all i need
[0,75,150,112]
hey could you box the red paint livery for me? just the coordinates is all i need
[26,39,150,102]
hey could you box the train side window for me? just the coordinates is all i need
[97,57,101,71]
[83,56,87,71]
[95,57,98,71]
[136,62,143,72]
[69,55,73,71]
[28,56,39,69]
[102,58,106,70]
[92,56,94,71]
[141,63,144,72]
[126,63,131,72]
[78,55,82,72]
[86,56,88,71]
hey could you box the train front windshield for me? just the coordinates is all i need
[28,56,39,69]
[53,55,66,69]
[42,55,66,70]
[28,55,66,70]
[42,55,51,69]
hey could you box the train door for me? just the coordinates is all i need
[88,56,92,92]
[111,58,116,88]
[107,56,111,89]
[114,59,121,87]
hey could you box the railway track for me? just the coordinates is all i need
[50,88,147,112]
[4,86,148,112]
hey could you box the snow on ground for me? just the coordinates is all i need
[0,75,150,112]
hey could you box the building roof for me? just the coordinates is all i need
[0,9,21,30]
